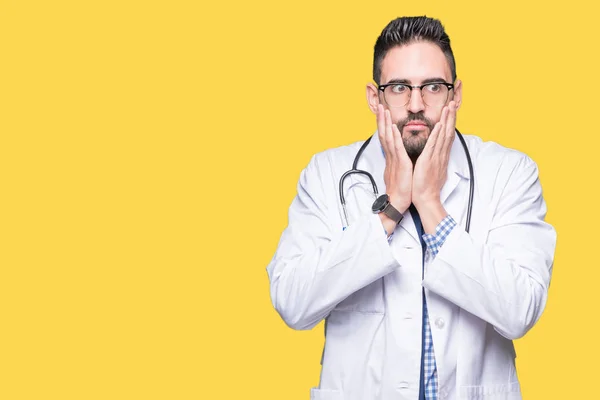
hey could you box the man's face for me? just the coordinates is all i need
[368,41,462,161]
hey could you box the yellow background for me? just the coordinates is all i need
[0,0,595,398]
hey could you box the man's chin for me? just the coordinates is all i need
[403,135,427,161]
[403,132,429,144]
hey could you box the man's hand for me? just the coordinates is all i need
[412,101,457,232]
[377,104,412,235]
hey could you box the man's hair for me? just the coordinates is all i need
[373,16,456,85]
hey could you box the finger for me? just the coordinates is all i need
[420,124,438,162]
[391,123,408,160]
[385,109,396,161]
[446,101,457,137]
[442,102,457,159]
[424,118,443,157]
[377,105,391,158]
[377,104,385,143]
[435,105,450,157]
[435,121,445,158]
[447,102,457,145]
[377,104,387,142]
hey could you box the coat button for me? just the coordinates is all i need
[435,317,445,329]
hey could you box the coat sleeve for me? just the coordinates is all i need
[422,154,557,340]
[266,153,400,330]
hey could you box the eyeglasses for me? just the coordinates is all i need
[377,82,454,108]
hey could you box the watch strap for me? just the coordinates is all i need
[383,202,403,225]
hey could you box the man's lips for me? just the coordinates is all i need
[404,121,428,130]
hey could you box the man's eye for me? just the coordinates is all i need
[425,84,442,93]
[390,85,408,93]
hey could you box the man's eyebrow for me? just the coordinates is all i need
[383,78,411,85]
[422,77,449,84]
[382,77,449,85]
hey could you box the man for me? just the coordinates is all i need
[266,16,556,400]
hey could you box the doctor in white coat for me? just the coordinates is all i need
[266,16,556,400]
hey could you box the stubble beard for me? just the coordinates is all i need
[396,112,435,164]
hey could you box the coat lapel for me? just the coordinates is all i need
[440,133,471,227]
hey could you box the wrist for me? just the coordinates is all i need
[387,194,410,214]
[379,213,397,237]
[412,195,440,211]
[415,201,448,234]
[373,194,405,236]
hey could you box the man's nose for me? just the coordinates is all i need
[407,88,425,114]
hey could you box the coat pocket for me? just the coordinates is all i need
[333,278,385,314]
[310,388,343,400]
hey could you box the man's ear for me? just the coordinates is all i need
[366,83,381,114]
[453,79,463,110]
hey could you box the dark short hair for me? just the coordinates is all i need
[373,16,457,85]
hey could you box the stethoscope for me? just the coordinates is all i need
[339,128,475,233]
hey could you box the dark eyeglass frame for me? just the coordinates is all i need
[377,82,455,107]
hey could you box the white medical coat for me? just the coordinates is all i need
[266,131,556,400]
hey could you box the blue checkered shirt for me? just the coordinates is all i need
[420,214,457,399]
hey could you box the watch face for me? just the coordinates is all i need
[372,194,389,212]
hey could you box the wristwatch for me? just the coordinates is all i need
[372,194,403,225]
